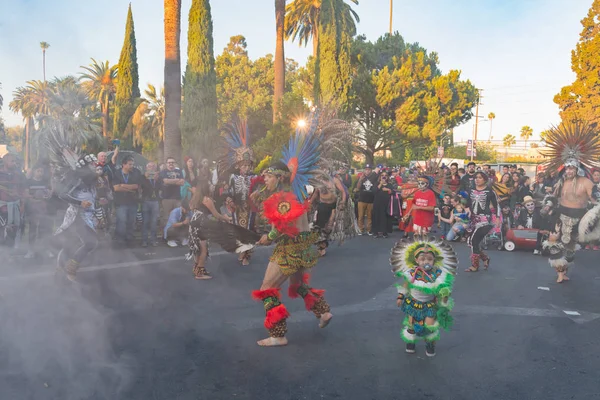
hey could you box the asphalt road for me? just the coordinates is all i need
[1,234,599,400]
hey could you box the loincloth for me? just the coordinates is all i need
[270,231,319,276]
[558,206,587,246]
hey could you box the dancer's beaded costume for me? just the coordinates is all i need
[43,122,100,282]
[390,237,458,356]
[540,123,600,273]
[203,112,355,341]
[222,118,257,265]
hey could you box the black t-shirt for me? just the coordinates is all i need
[459,173,476,192]
[141,175,162,201]
[358,172,378,203]
[440,204,452,220]
[112,168,142,206]
[159,169,183,200]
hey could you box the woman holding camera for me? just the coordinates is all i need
[372,171,395,238]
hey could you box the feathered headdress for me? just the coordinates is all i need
[540,122,600,177]
[390,236,458,276]
[280,112,322,202]
[400,159,447,198]
[222,117,254,171]
[41,120,97,185]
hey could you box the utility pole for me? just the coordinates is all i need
[389,0,393,35]
[471,88,483,161]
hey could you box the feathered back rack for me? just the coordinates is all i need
[281,111,321,202]
[400,158,448,198]
[40,121,85,181]
[219,116,254,176]
[540,122,600,176]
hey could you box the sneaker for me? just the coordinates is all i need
[425,342,436,357]
[367,232,374,236]
[24,250,35,259]
[533,249,540,255]
[405,343,416,354]
[358,231,364,236]
[141,242,148,248]
[167,240,178,248]
[182,238,190,246]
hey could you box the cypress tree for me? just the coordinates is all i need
[314,0,352,111]
[181,0,218,159]
[113,4,141,146]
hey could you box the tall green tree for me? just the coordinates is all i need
[520,125,533,147]
[216,36,274,140]
[130,84,165,160]
[503,134,516,158]
[348,33,477,165]
[181,0,218,159]
[554,0,600,126]
[285,0,359,58]
[80,59,117,138]
[274,0,286,122]
[314,0,352,110]
[113,4,141,146]
[164,0,182,162]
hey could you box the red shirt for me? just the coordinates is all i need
[413,189,436,228]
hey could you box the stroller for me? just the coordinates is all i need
[482,224,504,251]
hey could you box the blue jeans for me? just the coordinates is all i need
[142,200,159,244]
[440,221,451,237]
[115,204,137,241]
[446,223,466,241]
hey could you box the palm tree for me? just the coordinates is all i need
[520,125,533,148]
[164,0,182,162]
[80,59,118,138]
[131,84,165,160]
[285,0,359,58]
[274,0,286,122]
[40,42,50,81]
[0,82,4,111]
[9,87,35,168]
[503,134,516,159]
[539,129,550,144]
[487,112,495,141]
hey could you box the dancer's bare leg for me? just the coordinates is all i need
[257,261,290,347]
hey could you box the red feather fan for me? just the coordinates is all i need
[262,191,308,237]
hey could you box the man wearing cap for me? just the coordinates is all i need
[459,161,477,192]
[354,164,378,235]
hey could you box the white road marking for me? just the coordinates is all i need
[563,310,581,316]
[0,250,229,282]
[537,286,550,291]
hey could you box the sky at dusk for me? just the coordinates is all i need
[0,0,593,144]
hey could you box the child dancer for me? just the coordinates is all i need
[391,236,457,357]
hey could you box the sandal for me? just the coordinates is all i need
[483,257,490,270]
[464,266,479,272]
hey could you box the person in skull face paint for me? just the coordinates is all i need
[465,172,500,272]
[517,195,541,231]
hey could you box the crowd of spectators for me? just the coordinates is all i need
[2,149,600,259]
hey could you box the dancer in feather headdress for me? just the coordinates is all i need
[42,122,99,282]
[201,112,333,346]
[221,118,257,266]
[310,116,359,255]
[391,236,457,357]
[540,123,600,283]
